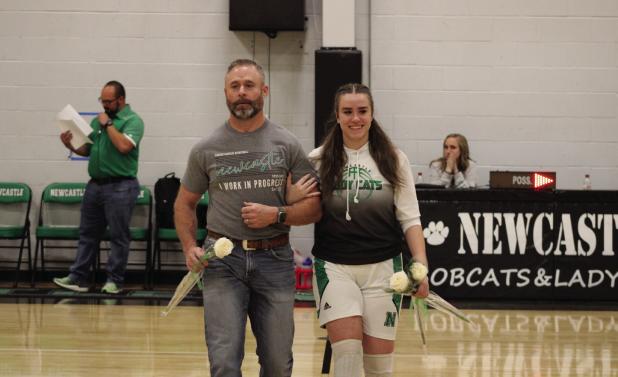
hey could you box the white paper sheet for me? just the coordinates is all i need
[57,104,93,149]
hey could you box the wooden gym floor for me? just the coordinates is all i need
[1,299,617,376]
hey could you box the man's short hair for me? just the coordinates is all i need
[105,80,126,98]
[226,59,266,84]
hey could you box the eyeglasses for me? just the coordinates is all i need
[98,97,119,106]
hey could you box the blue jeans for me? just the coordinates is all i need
[201,239,296,377]
[69,178,139,285]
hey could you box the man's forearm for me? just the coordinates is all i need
[71,144,90,157]
[174,203,198,252]
[106,126,134,154]
[284,196,321,226]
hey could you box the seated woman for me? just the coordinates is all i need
[428,133,477,188]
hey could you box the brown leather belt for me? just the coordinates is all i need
[207,230,289,251]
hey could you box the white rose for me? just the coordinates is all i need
[410,262,428,282]
[214,237,234,258]
[389,271,411,293]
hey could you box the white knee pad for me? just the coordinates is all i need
[331,339,363,377]
[363,353,393,377]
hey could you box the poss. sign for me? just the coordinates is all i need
[490,171,556,190]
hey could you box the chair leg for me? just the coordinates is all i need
[145,237,152,289]
[153,239,160,286]
[14,234,26,288]
[321,339,332,374]
[26,232,32,286]
[32,238,40,287]
[40,240,46,278]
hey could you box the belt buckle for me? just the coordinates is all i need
[242,240,256,251]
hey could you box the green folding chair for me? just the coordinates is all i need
[32,182,86,286]
[153,192,208,283]
[0,182,32,287]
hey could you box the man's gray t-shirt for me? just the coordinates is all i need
[182,119,316,240]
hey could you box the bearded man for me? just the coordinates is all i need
[53,80,144,295]
[174,59,321,377]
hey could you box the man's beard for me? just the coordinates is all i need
[105,109,117,118]
[227,98,262,120]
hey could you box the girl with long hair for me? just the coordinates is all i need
[308,83,428,377]
[428,133,477,188]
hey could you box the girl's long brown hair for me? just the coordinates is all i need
[430,133,472,172]
[315,83,402,197]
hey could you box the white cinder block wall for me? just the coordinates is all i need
[0,0,616,257]
[370,0,618,190]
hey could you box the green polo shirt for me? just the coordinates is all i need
[87,104,144,179]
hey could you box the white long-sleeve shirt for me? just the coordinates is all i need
[428,160,477,189]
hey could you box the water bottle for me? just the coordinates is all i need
[417,172,424,184]
[302,257,313,269]
[298,257,313,290]
[583,174,591,190]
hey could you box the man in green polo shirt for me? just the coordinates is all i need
[53,80,144,294]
